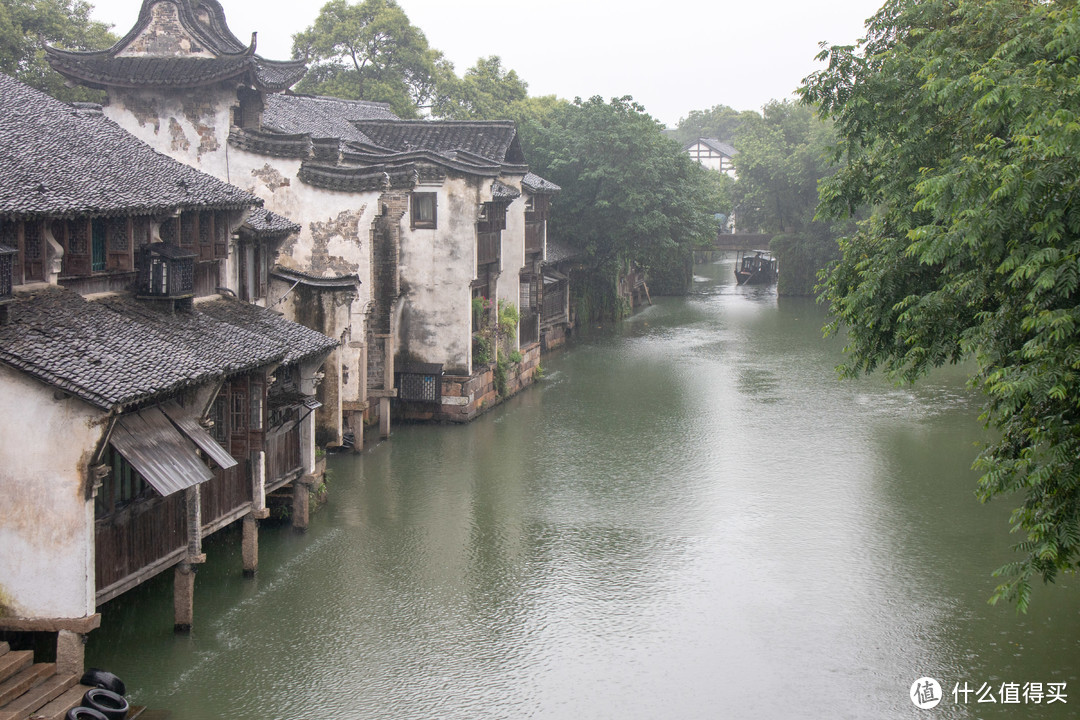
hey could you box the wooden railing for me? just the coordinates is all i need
[542,282,567,323]
[202,462,251,531]
[95,492,185,592]
[266,421,302,488]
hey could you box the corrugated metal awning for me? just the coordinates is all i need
[161,403,238,470]
[110,407,213,497]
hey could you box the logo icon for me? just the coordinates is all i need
[911,677,943,709]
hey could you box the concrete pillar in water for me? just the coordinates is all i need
[379,397,391,438]
[55,630,84,675]
[174,563,195,633]
[350,410,365,451]
[242,514,258,577]
[293,480,311,532]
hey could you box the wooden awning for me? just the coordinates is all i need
[110,407,213,497]
[161,403,238,471]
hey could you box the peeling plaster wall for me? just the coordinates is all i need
[103,86,233,179]
[0,365,101,619]
[397,176,483,375]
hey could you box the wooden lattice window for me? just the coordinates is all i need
[23,222,43,282]
[180,213,197,249]
[107,217,131,271]
[1,221,21,286]
[198,212,214,261]
[0,245,14,299]
[133,217,151,249]
[214,212,228,259]
[61,219,90,276]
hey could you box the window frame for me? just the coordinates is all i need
[411,192,437,229]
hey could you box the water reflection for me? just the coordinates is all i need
[88,258,1079,719]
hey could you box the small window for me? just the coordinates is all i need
[525,196,535,212]
[411,193,437,229]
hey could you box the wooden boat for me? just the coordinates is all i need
[734,250,778,285]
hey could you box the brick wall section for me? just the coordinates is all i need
[366,338,385,390]
[370,191,407,335]
[396,343,542,423]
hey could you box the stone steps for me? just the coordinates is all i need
[0,669,78,720]
[0,643,149,720]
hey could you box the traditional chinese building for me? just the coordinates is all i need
[0,72,335,695]
[47,0,562,432]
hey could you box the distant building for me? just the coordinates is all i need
[685,138,738,178]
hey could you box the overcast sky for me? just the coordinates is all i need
[88,0,885,127]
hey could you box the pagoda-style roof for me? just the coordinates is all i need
[45,0,306,92]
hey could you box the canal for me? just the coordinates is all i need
[87,259,1079,718]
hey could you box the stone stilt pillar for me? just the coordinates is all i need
[350,410,365,452]
[55,630,85,675]
[174,563,195,633]
[242,514,258,577]
[293,480,311,532]
[379,397,391,438]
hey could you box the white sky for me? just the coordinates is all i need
[87,0,885,127]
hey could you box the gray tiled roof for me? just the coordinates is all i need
[242,207,301,238]
[0,286,335,410]
[492,180,521,202]
[45,0,306,92]
[263,94,399,141]
[522,172,560,194]
[352,121,525,164]
[198,297,338,365]
[544,238,583,264]
[0,73,257,220]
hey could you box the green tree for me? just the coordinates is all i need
[729,100,844,295]
[291,0,445,118]
[802,0,1080,609]
[732,100,835,235]
[433,55,528,120]
[524,96,722,307]
[0,0,114,102]
[671,103,759,147]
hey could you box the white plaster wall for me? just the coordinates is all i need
[397,177,483,374]
[500,186,527,351]
[0,365,102,619]
[103,86,235,179]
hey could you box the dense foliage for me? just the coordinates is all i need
[0,0,114,102]
[670,104,759,147]
[521,96,726,301]
[432,56,528,120]
[292,0,446,118]
[803,0,1080,609]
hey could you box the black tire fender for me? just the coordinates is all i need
[65,708,108,720]
[81,688,130,720]
[79,668,126,696]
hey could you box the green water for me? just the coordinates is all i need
[88,260,1079,718]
